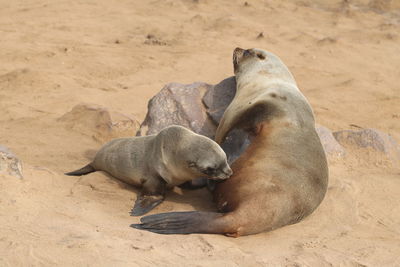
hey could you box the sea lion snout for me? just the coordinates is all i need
[214,166,233,180]
[233,47,244,72]
[233,47,245,62]
[233,47,254,72]
[234,47,245,54]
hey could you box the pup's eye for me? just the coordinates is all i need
[188,162,196,168]
[256,53,265,60]
[203,167,214,175]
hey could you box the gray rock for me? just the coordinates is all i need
[316,125,346,158]
[137,82,215,137]
[0,146,23,178]
[202,76,236,125]
[333,128,400,163]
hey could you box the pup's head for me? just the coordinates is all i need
[186,137,233,180]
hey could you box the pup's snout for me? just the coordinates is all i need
[216,167,233,180]
[225,167,233,177]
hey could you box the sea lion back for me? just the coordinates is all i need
[92,136,151,185]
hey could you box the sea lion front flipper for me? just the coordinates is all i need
[130,194,164,216]
[130,176,166,216]
[178,178,207,190]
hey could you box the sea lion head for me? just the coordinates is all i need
[215,48,297,144]
[233,47,268,73]
[186,136,233,180]
[233,47,295,84]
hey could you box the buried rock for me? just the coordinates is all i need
[316,125,346,158]
[58,103,140,143]
[0,146,23,178]
[333,128,400,164]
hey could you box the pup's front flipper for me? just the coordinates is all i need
[130,177,166,216]
[130,194,164,216]
[178,178,207,190]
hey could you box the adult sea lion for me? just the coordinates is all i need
[66,125,232,216]
[132,48,329,236]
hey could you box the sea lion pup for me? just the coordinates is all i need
[65,125,232,216]
[132,48,328,236]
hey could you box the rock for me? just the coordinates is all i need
[316,125,346,158]
[0,146,23,178]
[202,76,236,125]
[369,0,392,12]
[137,82,215,137]
[58,103,140,143]
[296,0,400,13]
[138,78,238,138]
[333,128,400,164]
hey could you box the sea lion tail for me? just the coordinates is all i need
[131,211,237,236]
[65,164,96,176]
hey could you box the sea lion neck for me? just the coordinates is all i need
[151,129,193,182]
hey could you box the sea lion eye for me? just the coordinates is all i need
[256,53,265,60]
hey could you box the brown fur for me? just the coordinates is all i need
[213,119,328,236]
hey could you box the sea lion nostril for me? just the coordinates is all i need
[243,50,251,57]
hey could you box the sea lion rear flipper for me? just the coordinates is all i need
[130,194,164,216]
[65,164,96,176]
[131,211,237,235]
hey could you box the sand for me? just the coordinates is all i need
[0,0,399,266]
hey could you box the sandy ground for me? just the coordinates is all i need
[1,0,400,266]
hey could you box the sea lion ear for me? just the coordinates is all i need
[256,53,265,60]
